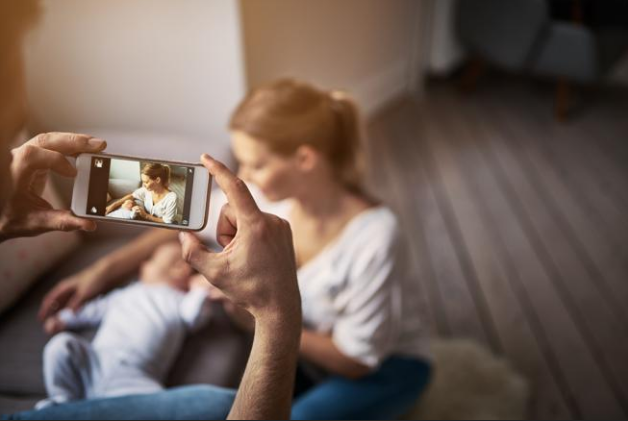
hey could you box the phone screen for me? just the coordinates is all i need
[86,157,196,227]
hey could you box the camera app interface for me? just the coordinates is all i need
[87,157,195,227]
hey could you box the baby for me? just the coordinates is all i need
[107,199,138,220]
[38,243,212,409]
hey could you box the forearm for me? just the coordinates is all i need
[300,330,371,380]
[107,194,133,213]
[143,214,165,224]
[228,311,302,420]
[223,304,256,333]
[93,228,178,287]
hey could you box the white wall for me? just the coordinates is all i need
[424,0,465,75]
[24,0,246,163]
[240,0,426,116]
[109,160,141,182]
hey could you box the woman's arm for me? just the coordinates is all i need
[39,228,178,320]
[220,305,371,379]
[106,193,134,215]
[134,207,165,224]
[300,330,371,380]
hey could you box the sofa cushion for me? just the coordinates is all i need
[0,184,82,315]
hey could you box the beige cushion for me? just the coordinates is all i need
[0,184,82,315]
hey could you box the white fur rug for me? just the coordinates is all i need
[405,339,530,420]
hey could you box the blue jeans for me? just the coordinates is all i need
[4,357,431,420]
[2,386,236,421]
[292,357,432,420]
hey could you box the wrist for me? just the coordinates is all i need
[255,303,302,340]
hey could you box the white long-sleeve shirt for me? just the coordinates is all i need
[132,187,178,224]
[202,186,431,370]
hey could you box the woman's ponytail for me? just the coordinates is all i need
[328,91,366,196]
[142,163,172,188]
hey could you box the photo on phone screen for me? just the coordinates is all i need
[86,157,196,227]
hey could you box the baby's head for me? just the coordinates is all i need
[140,242,194,291]
[122,200,135,211]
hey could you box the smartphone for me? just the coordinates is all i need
[72,153,211,231]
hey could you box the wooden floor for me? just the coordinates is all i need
[366,79,628,420]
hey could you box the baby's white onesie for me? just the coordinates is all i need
[38,283,211,408]
[107,208,135,220]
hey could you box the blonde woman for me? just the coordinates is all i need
[213,79,432,419]
[106,164,178,224]
[39,79,432,420]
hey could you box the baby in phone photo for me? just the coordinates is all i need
[37,242,213,409]
[105,199,139,220]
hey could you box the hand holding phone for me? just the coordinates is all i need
[0,133,106,242]
[72,153,212,231]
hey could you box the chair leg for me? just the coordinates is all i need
[459,57,486,93]
[555,79,571,122]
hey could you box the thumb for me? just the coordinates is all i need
[179,232,223,283]
[39,210,97,233]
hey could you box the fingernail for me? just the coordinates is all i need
[89,138,107,150]
[201,154,212,162]
[179,232,186,242]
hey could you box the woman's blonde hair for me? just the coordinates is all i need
[230,79,366,196]
[142,163,171,188]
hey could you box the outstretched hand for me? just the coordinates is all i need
[179,154,301,322]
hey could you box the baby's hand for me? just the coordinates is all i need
[44,317,66,336]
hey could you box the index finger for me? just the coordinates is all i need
[28,133,107,157]
[201,154,259,217]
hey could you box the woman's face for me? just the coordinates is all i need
[141,174,162,192]
[231,131,302,202]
